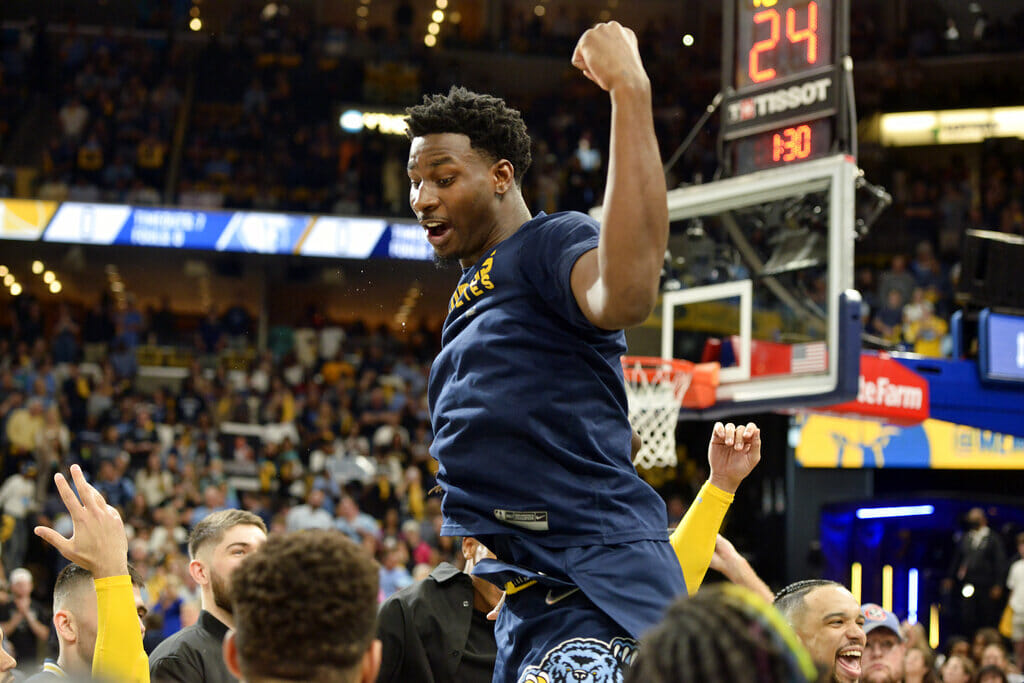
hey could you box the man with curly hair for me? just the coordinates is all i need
[223,530,380,683]
[404,21,719,683]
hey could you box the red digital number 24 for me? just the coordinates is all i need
[749,1,819,84]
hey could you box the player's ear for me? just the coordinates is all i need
[54,609,76,642]
[223,629,243,679]
[360,639,382,683]
[188,558,208,586]
[492,159,515,196]
[462,537,477,562]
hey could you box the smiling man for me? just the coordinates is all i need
[150,509,267,683]
[775,580,866,683]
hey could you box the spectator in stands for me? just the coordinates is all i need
[190,485,228,526]
[626,583,820,683]
[903,296,948,357]
[377,536,501,683]
[5,396,44,457]
[149,509,267,683]
[941,654,976,683]
[979,643,1023,683]
[223,530,381,683]
[878,255,917,308]
[93,458,135,511]
[378,541,413,599]
[57,97,89,141]
[903,646,938,683]
[978,665,1010,683]
[873,289,907,345]
[0,568,50,671]
[774,579,866,683]
[944,509,1007,638]
[860,603,906,683]
[334,495,378,544]
[284,486,333,531]
[1007,532,1024,672]
[25,563,147,681]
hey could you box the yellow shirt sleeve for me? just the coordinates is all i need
[94,575,150,683]
[669,481,734,595]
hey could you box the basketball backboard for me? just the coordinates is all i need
[606,154,862,418]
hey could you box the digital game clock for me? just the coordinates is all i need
[720,0,850,175]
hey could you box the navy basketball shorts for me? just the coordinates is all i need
[473,536,686,683]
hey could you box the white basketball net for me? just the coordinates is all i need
[622,359,692,469]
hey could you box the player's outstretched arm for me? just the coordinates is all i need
[671,422,762,594]
[710,534,774,603]
[34,465,149,683]
[569,22,668,330]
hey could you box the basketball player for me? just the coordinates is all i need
[406,21,755,682]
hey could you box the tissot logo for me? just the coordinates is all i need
[728,77,833,123]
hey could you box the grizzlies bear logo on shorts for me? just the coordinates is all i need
[517,637,638,683]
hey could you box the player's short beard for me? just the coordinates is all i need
[433,252,458,269]
[211,569,233,615]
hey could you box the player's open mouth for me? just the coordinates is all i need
[422,220,451,245]
[835,647,862,679]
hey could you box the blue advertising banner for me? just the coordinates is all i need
[34,202,433,261]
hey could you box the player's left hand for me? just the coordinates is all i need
[34,464,129,579]
[571,22,649,94]
[707,422,761,494]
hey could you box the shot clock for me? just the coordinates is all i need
[720,0,850,176]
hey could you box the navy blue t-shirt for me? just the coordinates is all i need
[428,211,669,546]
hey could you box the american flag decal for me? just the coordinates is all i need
[791,341,827,374]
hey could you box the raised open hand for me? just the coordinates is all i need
[34,464,128,579]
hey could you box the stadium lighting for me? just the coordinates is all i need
[3,274,13,287]
[339,110,364,133]
[0,265,8,277]
[189,17,202,31]
[428,22,440,35]
[424,34,437,47]
[10,282,22,296]
[432,9,444,22]
[682,34,695,46]
[907,568,919,625]
[534,5,545,17]
[882,565,893,612]
[855,505,934,519]
[49,281,62,294]
[31,260,44,274]
[43,270,55,284]
[436,0,448,8]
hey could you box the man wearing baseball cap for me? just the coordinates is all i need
[861,603,906,683]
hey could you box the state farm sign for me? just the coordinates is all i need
[825,353,930,423]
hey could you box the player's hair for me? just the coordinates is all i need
[230,530,379,683]
[187,508,267,559]
[54,563,145,610]
[773,579,844,624]
[626,584,821,683]
[404,86,533,185]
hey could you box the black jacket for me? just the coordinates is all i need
[149,610,236,683]
[376,562,496,683]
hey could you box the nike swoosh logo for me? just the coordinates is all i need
[544,587,580,606]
